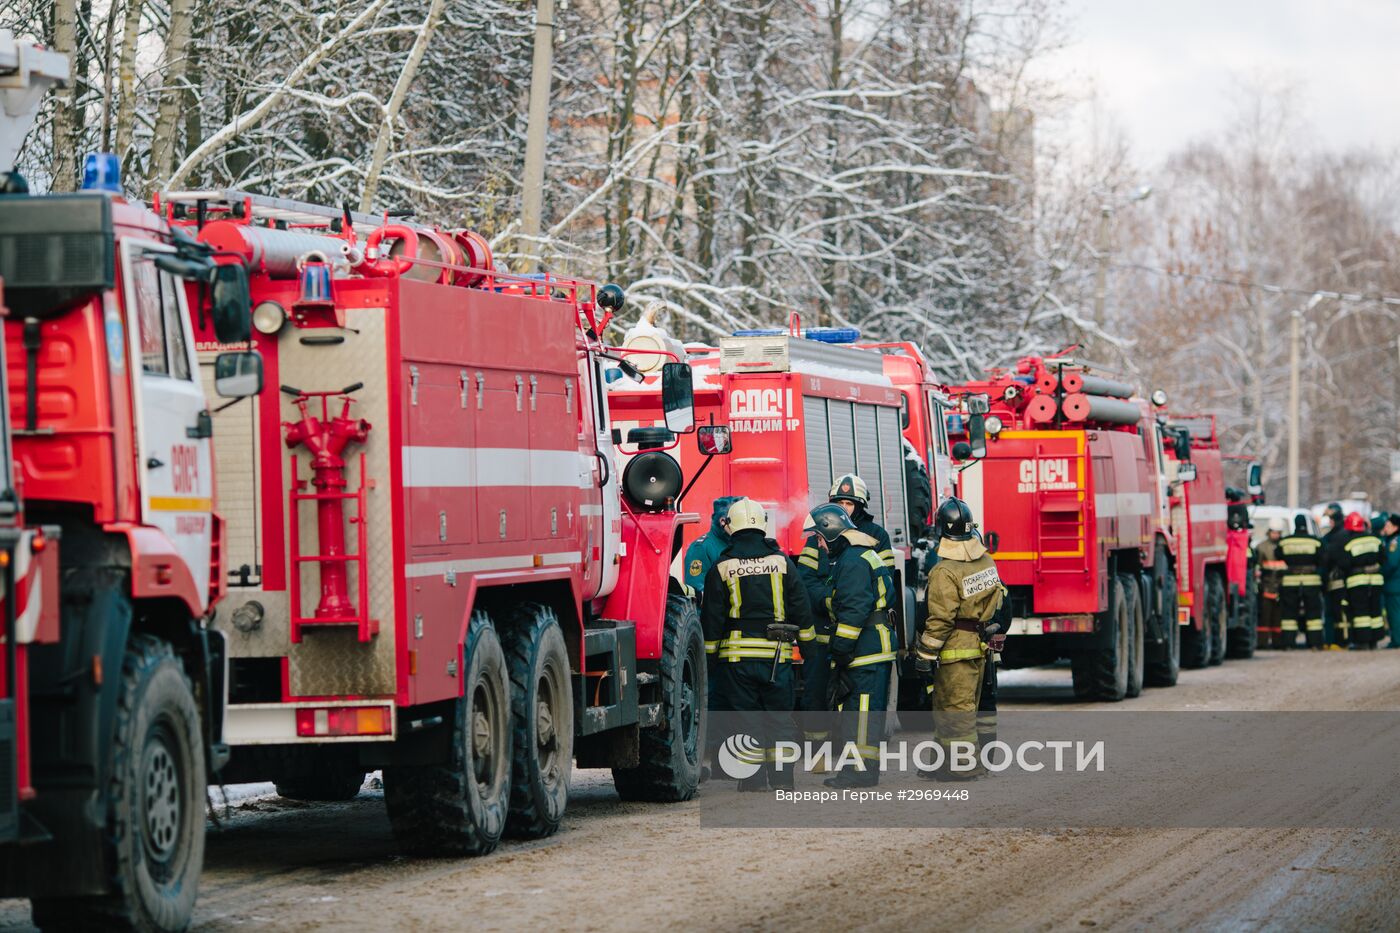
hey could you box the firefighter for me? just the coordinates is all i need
[806,503,897,789]
[1341,512,1385,649]
[1279,515,1325,650]
[828,474,897,575]
[700,498,812,791]
[1255,518,1288,648]
[685,495,742,598]
[903,438,934,535]
[914,498,1004,781]
[1320,502,1350,648]
[1382,514,1400,649]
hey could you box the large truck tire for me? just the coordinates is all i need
[1145,570,1180,687]
[274,771,366,802]
[502,604,573,839]
[1122,574,1146,699]
[1071,577,1129,702]
[612,595,705,803]
[32,635,206,933]
[384,611,510,857]
[1207,574,1227,666]
[1227,575,1258,660]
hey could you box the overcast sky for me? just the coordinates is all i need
[1038,0,1400,165]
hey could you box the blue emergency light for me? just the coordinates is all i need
[80,153,122,193]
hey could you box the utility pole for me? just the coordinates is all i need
[1286,293,1325,508]
[519,0,556,273]
[1090,205,1112,349]
[1087,186,1151,354]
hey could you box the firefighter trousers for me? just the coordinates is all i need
[831,659,892,786]
[1345,580,1384,647]
[799,636,832,740]
[713,659,799,789]
[1281,584,1324,649]
[933,657,986,778]
[1257,592,1283,648]
[1326,585,1347,646]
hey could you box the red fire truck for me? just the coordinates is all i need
[1158,413,1252,665]
[161,189,710,856]
[945,356,1183,700]
[0,38,261,930]
[609,326,949,711]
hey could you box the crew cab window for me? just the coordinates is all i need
[130,259,192,380]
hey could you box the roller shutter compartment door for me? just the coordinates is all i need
[876,405,909,547]
[828,401,857,482]
[853,403,885,528]
[805,395,833,497]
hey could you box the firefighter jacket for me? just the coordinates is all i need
[852,509,897,571]
[684,496,741,597]
[701,530,812,664]
[1255,537,1287,595]
[919,538,1005,666]
[1279,532,1323,587]
[796,534,835,642]
[1343,533,1384,588]
[903,438,933,535]
[1383,533,1400,595]
[1321,528,1352,591]
[824,530,897,669]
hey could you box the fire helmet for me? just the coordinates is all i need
[1343,511,1367,533]
[1267,517,1286,534]
[805,503,856,543]
[935,497,977,541]
[726,498,767,535]
[828,474,869,508]
[1294,514,1309,533]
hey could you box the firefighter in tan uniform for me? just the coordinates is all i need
[914,498,1003,780]
[1255,518,1288,648]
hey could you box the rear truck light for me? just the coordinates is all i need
[1042,615,1094,634]
[296,705,392,738]
[1009,616,1094,635]
[1178,607,1192,625]
[1178,592,1194,606]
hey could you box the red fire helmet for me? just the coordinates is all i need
[1343,512,1367,532]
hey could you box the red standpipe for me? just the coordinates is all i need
[284,390,370,620]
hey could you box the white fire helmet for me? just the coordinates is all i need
[726,498,767,534]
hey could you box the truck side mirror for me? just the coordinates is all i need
[967,413,988,459]
[697,425,732,455]
[214,351,263,398]
[1247,463,1263,497]
[211,264,252,345]
[660,361,695,434]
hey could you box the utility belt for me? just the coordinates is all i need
[952,619,985,634]
[716,628,795,663]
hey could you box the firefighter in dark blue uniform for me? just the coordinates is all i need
[796,474,894,728]
[701,499,813,791]
[805,504,896,788]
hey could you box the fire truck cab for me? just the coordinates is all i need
[0,37,255,930]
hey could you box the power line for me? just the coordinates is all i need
[1109,261,1400,308]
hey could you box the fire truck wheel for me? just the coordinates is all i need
[1122,575,1146,699]
[273,770,366,802]
[32,634,206,933]
[502,604,573,839]
[383,611,510,857]
[612,595,706,802]
[1145,570,1180,687]
[1207,574,1227,666]
[1071,577,1129,702]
